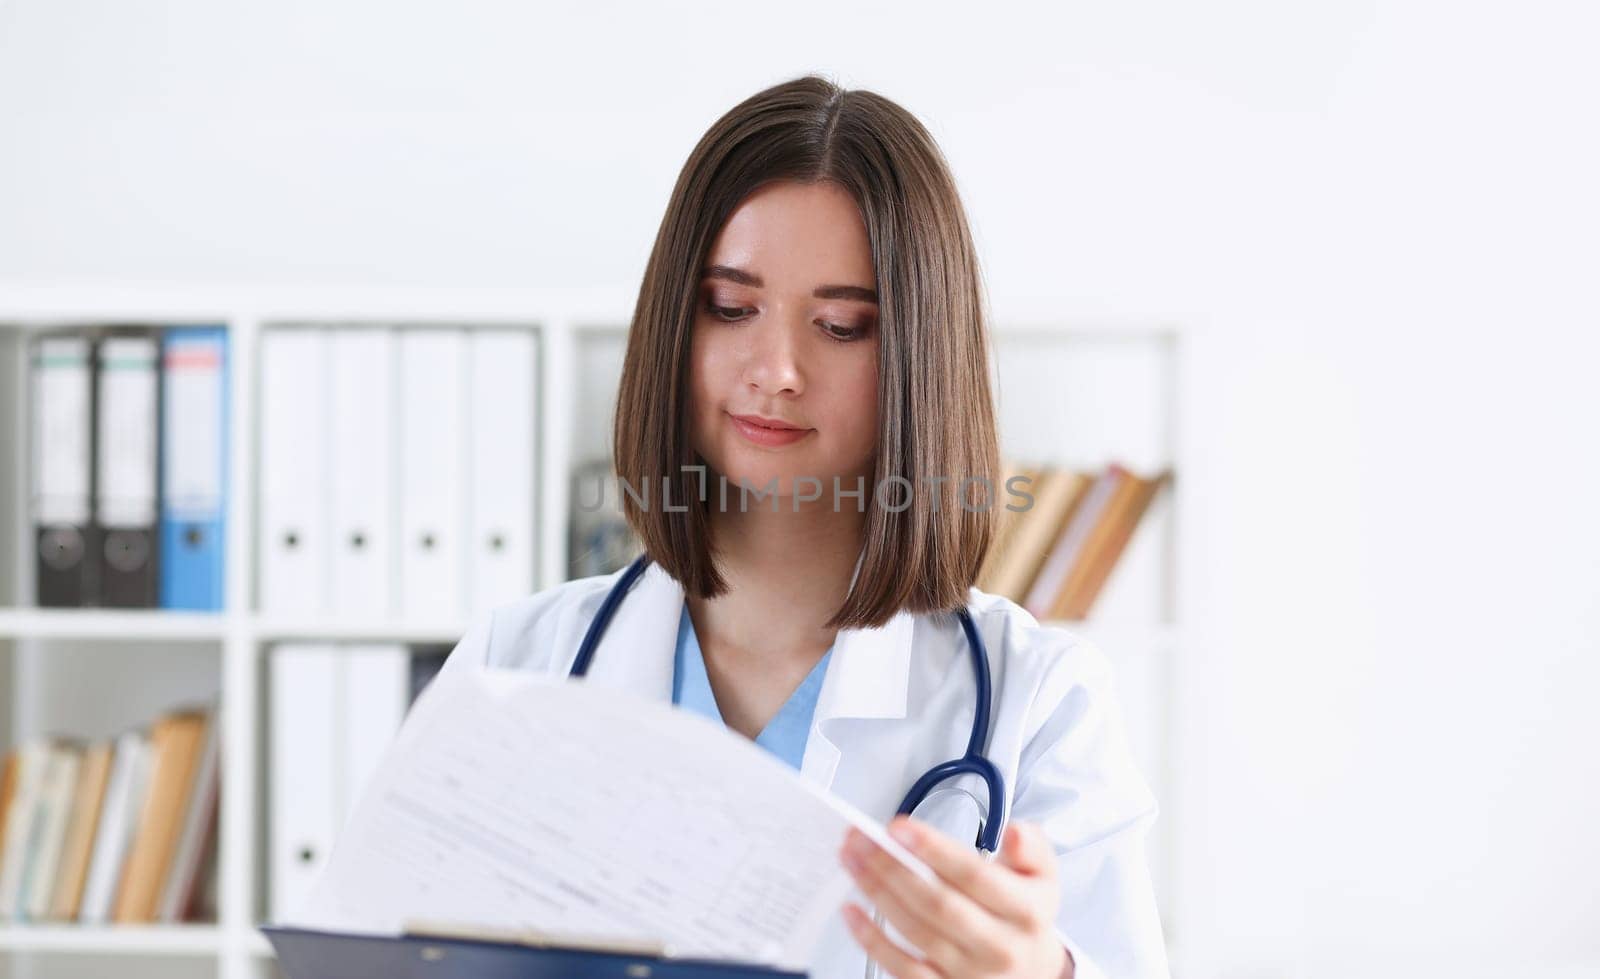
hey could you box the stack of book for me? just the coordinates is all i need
[0,703,220,925]
[978,460,1172,620]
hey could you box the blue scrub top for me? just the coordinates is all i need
[670,600,833,770]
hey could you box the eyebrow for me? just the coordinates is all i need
[701,264,878,304]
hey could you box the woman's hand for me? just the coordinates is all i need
[839,816,1073,979]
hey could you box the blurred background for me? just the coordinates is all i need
[0,1,1596,978]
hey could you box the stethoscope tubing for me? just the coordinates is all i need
[571,553,1006,853]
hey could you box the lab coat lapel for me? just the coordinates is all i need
[800,606,917,804]
[573,554,920,810]
[574,559,682,706]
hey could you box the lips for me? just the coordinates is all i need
[730,413,807,431]
[727,412,813,447]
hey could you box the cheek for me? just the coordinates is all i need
[688,331,722,409]
[688,330,735,439]
[825,351,879,454]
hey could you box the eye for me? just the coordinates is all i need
[706,302,753,322]
[819,320,869,342]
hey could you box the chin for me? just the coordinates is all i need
[713,459,822,505]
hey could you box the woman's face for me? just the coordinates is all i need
[689,179,880,505]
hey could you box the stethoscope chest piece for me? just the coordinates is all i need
[905,781,991,853]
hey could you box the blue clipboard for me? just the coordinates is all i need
[262,925,808,978]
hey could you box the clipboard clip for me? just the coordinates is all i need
[402,917,671,959]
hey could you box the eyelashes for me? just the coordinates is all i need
[703,302,871,343]
[706,302,753,322]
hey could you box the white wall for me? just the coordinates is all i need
[2,2,1597,976]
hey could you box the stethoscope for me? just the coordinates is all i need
[573,553,1007,974]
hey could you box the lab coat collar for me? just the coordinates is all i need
[577,553,916,727]
[812,540,914,723]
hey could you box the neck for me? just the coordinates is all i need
[688,494,866,667]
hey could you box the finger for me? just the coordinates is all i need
[887,816,1038,925]
[843,830,1010,972]
[997,821,1057,879]
[844,849,977,971]
[841,903,942,979]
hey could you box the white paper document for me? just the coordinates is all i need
[293,666,930,971]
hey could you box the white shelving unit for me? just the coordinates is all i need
[0,283,1195,979]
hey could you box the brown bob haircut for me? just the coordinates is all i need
[612,73,1000,631]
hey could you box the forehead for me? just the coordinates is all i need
[705,180,875,285]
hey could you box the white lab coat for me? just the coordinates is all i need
[436,558,1171,979]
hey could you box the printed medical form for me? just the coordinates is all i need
[288,667,929,972]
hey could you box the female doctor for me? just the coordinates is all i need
[436,75,1169,979]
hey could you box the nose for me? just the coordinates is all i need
[741,311,805,397]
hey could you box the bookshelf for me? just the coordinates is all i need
[0,282,1194,979]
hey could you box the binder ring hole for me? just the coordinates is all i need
[105,532,150,572]
[39,528,84,570]
[298,845,316,863]
[351,531,367,550]
[284,531,300,549]
[421,532,436,550]
[184,526,204,547]
[489,533,505,551]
